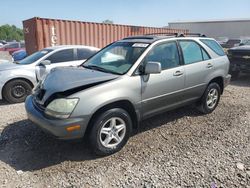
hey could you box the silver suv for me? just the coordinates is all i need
[25,34,231,155]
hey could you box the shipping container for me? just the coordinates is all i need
[23,17,188,55]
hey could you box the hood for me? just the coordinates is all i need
[229,45,250,51]
[0,62,20,71]
[38,66,119,105]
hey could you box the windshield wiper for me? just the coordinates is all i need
[83,65,122,75]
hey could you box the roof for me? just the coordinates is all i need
[45,45,99,51]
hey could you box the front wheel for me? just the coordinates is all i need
[89,108,132,156]
[3,79,33,103]
[197,82,221,114]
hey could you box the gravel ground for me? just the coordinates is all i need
[0,75,250,188]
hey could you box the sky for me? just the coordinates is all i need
[1,0,250,28]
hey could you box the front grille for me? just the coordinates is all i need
[231,51,250,56]
[36,89,46,101]
[32,97,45,111]
[32,88,46,111]
[229,51,250,64]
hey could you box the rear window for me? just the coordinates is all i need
[200,39,225,56]
[46,49,74,63]
[77,48,97,60]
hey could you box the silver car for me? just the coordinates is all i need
[0,45,99,103]
[25,35,231,155]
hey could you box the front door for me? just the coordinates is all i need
[141,41,185,118]
[35,48,79,81]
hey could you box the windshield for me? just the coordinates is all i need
[18,49,53,65]
[244,40,250,45]
[83,42,148,75]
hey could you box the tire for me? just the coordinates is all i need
[89,108,132,156]
[3,79,33,103]
[197,82,221,114]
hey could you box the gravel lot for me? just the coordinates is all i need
[0,75,250,187]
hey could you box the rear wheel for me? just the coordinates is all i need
[89,108,132,156]
[197,82,221,114]
[3,79,33,103]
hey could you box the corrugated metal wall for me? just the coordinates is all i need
[23,17,188,54]
[169,20,250,39]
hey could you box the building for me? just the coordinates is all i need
[168,19,250,40]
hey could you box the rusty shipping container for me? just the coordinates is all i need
[23,17,188,55]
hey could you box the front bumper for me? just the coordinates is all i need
[0,84,3,100]
[25,95,88,140]
[224,74,231,88]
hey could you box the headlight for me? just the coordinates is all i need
[45,98,79,119]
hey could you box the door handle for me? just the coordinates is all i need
[206,63,213,68]
[173,70,184,76]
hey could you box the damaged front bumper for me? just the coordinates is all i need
[25,95,88,140]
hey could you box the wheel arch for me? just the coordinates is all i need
[85,100,139,135]
[208,76,224,94]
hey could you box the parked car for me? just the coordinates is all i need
[0,45,99,103]
[25,35,231,155]
[216,37,228,46]
[221,39,250,49]
[0,42,25,55]
[0,40,7,46]
[228,40,250,78]
[12,49,27,61]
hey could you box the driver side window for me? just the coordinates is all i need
[144,42,180,70]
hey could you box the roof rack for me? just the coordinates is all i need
[178,33,207,37]
[122,32,207,41]
[144,32,207,38]
[123,36,155,40]
[145,32,179,37]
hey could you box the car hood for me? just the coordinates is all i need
[229,45,250,51]
[0,62,21,71]
[39,66,119,104]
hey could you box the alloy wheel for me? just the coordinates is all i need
[99,117,126,148]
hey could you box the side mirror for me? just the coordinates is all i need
[144,62,162,74]
[40,60,51,66]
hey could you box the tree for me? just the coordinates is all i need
[0,24,24,41]
[102,20,114,24]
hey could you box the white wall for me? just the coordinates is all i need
[169,20,250,39]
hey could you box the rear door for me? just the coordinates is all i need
[178,40,213,102]
[141,41,185,118]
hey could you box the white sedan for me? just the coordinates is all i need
[0,45,99,103]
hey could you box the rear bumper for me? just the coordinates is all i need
[25,95,89,140]
[224,74,231,88]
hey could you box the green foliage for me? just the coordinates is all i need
[0,24,24,41]
[102,20,114,24]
